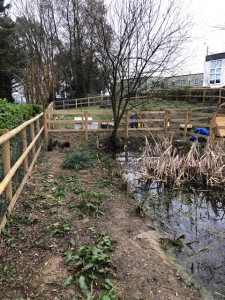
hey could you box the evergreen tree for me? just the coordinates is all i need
[0,1,15,102]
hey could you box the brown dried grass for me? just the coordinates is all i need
[138,136,225,187]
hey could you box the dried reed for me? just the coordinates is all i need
[138,136,225,187]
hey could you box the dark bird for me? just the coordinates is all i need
[47,138,53,151]
[64,141,70,147]
[52,140,58,147]
[57,141,65,149]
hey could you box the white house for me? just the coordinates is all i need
[204,52,225,87]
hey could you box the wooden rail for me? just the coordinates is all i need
[44,103,218,142]
[53,87,225,109]
[0,112,44,231]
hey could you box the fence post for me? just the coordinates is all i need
[219,89,222,105]
[125,111,129,138]
[184,109,190,141]
[84,110,89,141]
[44,111,48,143]
[36,118,41,147]
[30,122,36,157]
[203,89,206,103]
[1,129,13,202]
[210,112,217,145]
[21,128,29,172]
[164,110,169,136]
[63,100,65,110]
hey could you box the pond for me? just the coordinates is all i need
[117,151,225,300]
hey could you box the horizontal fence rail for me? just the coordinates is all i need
[44,102,219,142]
[53,87,225,109]
[0,112,44,231]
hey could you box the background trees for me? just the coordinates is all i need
[12,0,107,105]
[2,0,189,131]
[0,1,15,102]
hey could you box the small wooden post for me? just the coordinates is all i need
[1,129,13,202]
[183,110,189,141]
[84,110,88,141]
[43,111,48,143]
[30,122,36,157]
[219,89,222,105]
[187,107,191,124]
[21,128,29,172]
[125,111,129,138]
[63,100,65,110]
[164,110,169,137]
[36,118,41,147]
[88,97,90,107]
[210,112,217,145]
[76,99,78,108]
[203,89,206,103]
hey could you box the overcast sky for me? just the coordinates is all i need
[8,0,225,76]
[184,0,225,74]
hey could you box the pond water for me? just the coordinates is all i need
[117,151,225,300]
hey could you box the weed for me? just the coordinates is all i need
[1,261,17,283]
[97,176,112,188]
[52,185,67,198]
[34,192,47,200]
[49,216,71,237]
[70,184,85,194]
[86,226,95,233]
[58,175,79,183]
[42,167,50,176]
[89,191,110,201]
[64,234,117,298]
[61,148,96,170]
[1,230,17,248]
[77,200,104,217]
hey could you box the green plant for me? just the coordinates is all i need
[97,176,112,188]
[49,216,71,237]
[64,234,117,298]
[70,184,85,194]
[61,148,96,170]
[52,185,67,198]
[42,167,50,176]
[58,175,79,183]
[77,200,104,217]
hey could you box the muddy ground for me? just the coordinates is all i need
[0,134,203,300]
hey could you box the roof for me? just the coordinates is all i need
[206,52,225,61]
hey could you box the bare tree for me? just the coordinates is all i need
[13,0,62,106]
[90,0,190,144]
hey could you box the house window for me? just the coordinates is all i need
[210,60,222,84]
[194,78,199,85]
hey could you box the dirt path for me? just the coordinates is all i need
[0,135,202,300]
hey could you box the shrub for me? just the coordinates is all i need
[61,148,96,170]
[0,99,42,130]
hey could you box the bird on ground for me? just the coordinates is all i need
[47,138,53,151]
[57,141,71,149]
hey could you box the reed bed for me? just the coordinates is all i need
[138,136,225,187]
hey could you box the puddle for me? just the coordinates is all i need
[117,151,225,299]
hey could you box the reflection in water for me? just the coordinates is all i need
[117,151,225,299]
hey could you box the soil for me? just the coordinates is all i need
[0,133,203,300]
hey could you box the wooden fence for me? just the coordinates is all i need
[53,87,225,109]
[0,102,221,231]
[0,112,44,231]
[44,102,218,143]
